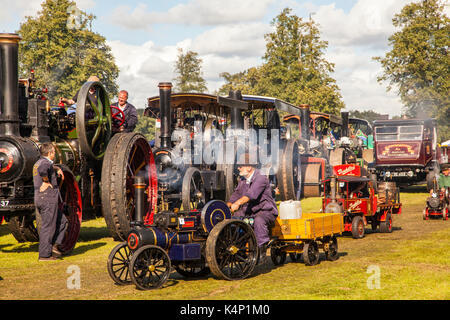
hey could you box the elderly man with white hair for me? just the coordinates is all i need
[111,90,138,132]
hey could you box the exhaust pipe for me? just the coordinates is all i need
[299,104,310,153]
[133,175,146,226]
[229,90,244,130]
[158,82,172,149]
[0,33,21,136]
[341,111,349,138]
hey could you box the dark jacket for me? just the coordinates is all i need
[229,169,278,216]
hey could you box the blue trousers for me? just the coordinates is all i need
[36,190,68,258]
[233,209,277,247]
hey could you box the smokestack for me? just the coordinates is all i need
[299,104,310,153]
[158,82,172,149]
[133,175,146,225]
[229,90,244,130]
[0,33,21,136]
[341,111,349,138]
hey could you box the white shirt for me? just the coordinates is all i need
[43,156,53,164]
[246,169,256,184]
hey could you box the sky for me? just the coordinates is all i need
[1,0,445,116]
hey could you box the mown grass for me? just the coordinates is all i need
[0,187,449,300]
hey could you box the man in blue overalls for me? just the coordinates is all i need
[33,143,67,261]
[227,153,278,262]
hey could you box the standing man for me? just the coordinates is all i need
[33,143,68,261]
[111,90,138,132]
[227,153,278,261]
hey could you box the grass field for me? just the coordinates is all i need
[1,185,449,300]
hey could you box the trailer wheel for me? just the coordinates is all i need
[270,247,287,265]
[129,245,171,290]
[206,220,258,280]
[107,241,132,285]
[380,213,393,233]
[289,253,301,262]
[303,241,319,266]
[351,216,365,239]
[325,236,339,261]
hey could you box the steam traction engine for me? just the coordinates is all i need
[0,33,154,247]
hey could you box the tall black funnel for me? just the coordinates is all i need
[0,33,21,136]
[158,82,172,149]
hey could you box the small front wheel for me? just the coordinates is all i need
[129,245,171,290]
[351,216,365,239]
[107,241,132,285]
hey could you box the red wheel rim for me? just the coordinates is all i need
[58,168,82,253]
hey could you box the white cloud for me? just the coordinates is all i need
[109,0,275,30]
[190,23,271,58]
[314,0,411,49]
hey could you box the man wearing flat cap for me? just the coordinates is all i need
[227,153,278,261]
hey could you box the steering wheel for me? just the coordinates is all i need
[110,105,125,128]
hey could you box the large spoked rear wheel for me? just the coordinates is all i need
[129,245,171,290]
[107,241,132,285]
[101,132,157,241]
[206,220,258,281]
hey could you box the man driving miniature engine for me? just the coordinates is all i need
[430,164,450,199]
[227,153,278,259]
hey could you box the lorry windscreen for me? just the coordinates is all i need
[375,125,423,141]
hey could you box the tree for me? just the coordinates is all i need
[218,8,344,114]
[18,0,119,103]
[173,48,208,93]
[134,109,156,141]
[349,109,388,124]
[374,0,450,141]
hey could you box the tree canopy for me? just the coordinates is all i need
[18,0,119,103]
[374,0,449,141]
[219,8,345,115]
[173,48,208,93]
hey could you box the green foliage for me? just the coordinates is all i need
[134,109,155,141]
[17,0,119,103]
[173,48,208,93]
[218,8,345,114]
[374,0,450,142]
[349,109,388,124]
